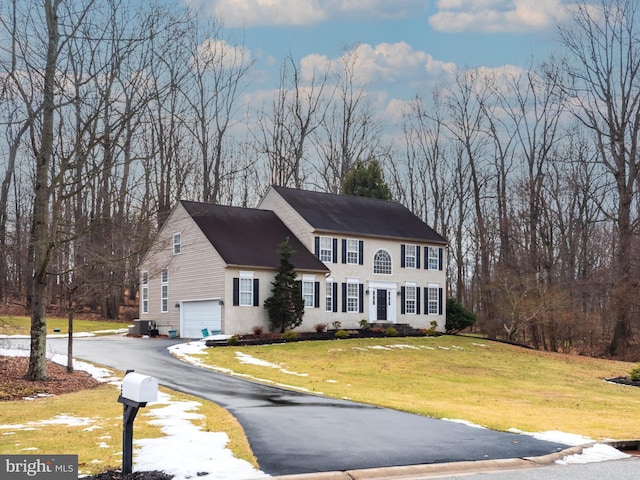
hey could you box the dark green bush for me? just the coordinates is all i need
[385,326,398,337]
[446,298,476,334]
[227,335,239,345]
[629,365,640,381]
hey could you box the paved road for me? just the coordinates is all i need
[5,335,570,476]
[432,457,640,480]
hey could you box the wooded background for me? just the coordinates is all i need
[2,0,640,367]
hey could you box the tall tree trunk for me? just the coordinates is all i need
[28,0,61,381]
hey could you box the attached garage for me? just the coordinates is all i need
[180,299,222,338]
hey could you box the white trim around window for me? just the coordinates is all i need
[173,233,182,255]
[302,275,315,308]
[346,279,359,313]
[373,249,392,275]
[319,236,333,262]
[427,284,439,315]
[141,271,149,314]
[160,268,168,313]
[405,244,417,269]
[239,271,254,307]
[325,278,334,312]
[346,239,359,264]
[405,282,417,315]
[428,247,439,270]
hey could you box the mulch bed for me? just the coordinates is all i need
[0,356,101,401]
[607,376,640,387]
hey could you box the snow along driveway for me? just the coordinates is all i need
[2,334,627,478]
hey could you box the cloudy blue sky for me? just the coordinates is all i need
[184,0,570,103]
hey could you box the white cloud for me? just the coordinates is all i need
[193,38,252,70]
[186,0,426,27]
[430,0,569,33]
[300,42,456,86]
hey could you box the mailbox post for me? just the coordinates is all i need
[118,370,158,474]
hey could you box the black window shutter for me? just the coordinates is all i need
[417,287,421,315]
[342,283,347,312]
[358,284,364,313]
[233,278,239,306]
[358,240,364,265]
[332,238,338,263]
[424,247,429,269]
[438,288,443,315]
[439,248,444,271]
[401,244,406,268]
[314,282,320,308]
[400,286,406,314]
[253,279,259,306]
[314,236,320,257]
[332,282,338,312]
[342,239,347,264]
[416,246,421,269]
[423,287,428,314]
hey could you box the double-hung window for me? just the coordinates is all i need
[405,284,417,314]
[428,247,439,270]
[346,282,359,313]
[239,276,254,306]
[427,285,439,314]
[160,269,168,313]
[302,277,315,308]
[319,236,333,262]
[405,245,417,268]
[173,233,181,255]
[346,239,359,264]
[325,280,334,312]
[234,271,259,307]
[141,271,149,314]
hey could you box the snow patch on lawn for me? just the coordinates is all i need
[135,392,269,480]
[170,341,314,391]
[234,351,309,376]
[1,346,269,479]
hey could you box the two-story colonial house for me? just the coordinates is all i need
[139,186,448,337]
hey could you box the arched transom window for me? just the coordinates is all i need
[373,249,392,275]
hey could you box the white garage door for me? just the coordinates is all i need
[180,300,222,338]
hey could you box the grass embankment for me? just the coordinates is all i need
[0,315,128,336]
[192,335,640,440]
[0,315,256,475]
[0,382,257,476]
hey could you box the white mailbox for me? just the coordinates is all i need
[121,372,158,404]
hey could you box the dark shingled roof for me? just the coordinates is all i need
[271,186,448,244]
[181,201,329,272]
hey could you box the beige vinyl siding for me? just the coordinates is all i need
[140,203,225,335]
[259,187,315,251]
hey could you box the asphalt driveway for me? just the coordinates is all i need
[44,335,569,476]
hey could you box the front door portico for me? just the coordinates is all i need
[368,281,397,323]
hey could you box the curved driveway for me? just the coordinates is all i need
[46,335,568,476]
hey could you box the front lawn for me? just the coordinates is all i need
[0,366,257,476]
[0,315,128,336]
[188,335,640,440]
